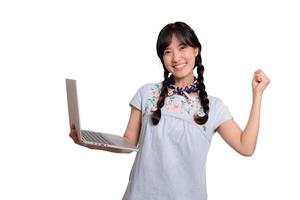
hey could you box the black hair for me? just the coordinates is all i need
[152,21,209,125]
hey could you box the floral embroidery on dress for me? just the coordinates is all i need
[146,85,194,113]
[144,83,208,132]
[144,83,161,114]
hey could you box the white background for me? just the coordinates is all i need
[1,0,299,199]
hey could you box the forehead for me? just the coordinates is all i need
[166,34,186,48]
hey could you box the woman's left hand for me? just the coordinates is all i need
[252,69,271,96]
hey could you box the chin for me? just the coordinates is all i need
[172,71,191,79]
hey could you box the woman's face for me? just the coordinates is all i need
[163,34,199,82]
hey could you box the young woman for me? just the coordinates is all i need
[69,21,270,200]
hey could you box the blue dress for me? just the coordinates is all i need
[122,82,232,200]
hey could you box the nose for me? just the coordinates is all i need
[172,49,181,63]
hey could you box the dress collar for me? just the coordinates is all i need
[167,76,199,95]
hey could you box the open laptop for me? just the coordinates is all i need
[66,78,138,152]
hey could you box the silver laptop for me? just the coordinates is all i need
[66,78,138,152]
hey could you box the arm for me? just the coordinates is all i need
[123,107,142,146]
[217,69,270,156]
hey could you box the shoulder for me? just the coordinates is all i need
[207,95,232,119]
[207,95,232,132]
[131,82,162,115]
[136,82,162,95]
[142,82,162,90]
[207,95,230,113]
[207,95,223,106]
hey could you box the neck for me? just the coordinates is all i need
[173,76,195,88]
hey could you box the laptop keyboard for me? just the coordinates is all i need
[81,130,114,145]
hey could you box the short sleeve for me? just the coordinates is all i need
[129,85,144,112]
[212,98,233,132]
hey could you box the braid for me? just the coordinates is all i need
[194,56,209,125]
[151,69,169,125]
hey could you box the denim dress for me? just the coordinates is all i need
[122,82,232,200]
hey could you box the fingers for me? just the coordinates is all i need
[254,69,271,84]
[69,130,77,141]
[69,124,80,144]
[252,68,271,95]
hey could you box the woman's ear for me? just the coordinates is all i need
[194,47,199,57]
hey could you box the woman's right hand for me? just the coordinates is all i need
[69,124,82,145]
[68,124,129,153]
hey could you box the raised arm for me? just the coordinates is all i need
[217,69,270,156]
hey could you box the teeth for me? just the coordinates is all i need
[174,64,185,69]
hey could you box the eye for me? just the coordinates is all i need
[163,50,171,55]
[179,45,187,50]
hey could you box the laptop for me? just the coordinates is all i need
[66,78,138,152]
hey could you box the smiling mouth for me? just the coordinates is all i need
[173,64,186,69]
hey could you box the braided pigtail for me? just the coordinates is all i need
[151,69,169,125]
[194,56,209,125]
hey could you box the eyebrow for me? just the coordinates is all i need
[165,43,187,50]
